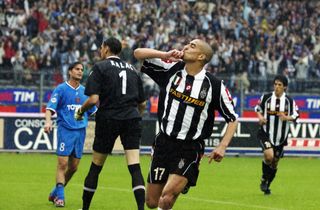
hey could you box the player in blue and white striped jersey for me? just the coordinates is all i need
[45,61,97,207]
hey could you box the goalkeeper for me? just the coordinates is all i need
[75,37,147,210]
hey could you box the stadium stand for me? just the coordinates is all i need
[0,0,319,116]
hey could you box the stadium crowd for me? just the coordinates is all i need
[0,0,320,95]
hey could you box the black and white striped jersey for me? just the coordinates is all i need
[141,58,238,141]
[255,92,299,146]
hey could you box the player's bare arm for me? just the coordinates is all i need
[134,48,183,61]
[277,112,294,121]
[257,112,267,125]
[208,120,238,163]
[44,109,54,133]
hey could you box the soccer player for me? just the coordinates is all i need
[255,75,299,195]
[45,61,97,207]
[134,39,238,210]
[75,37,146,210]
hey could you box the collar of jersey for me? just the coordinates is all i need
[272,91,286,99]
[182,67,206,79]
[65,81,81,90]
[107,55,120,59]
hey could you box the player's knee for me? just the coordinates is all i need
[158,193,175,209]
[264,152,274,164]
[145,197,158,209]
[58,162,68,171]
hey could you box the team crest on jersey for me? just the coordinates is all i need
[200,88,207,99]
[51,98,57,103]
[75,97,80,103]
[161,59,174,63]
[178,159,185,169]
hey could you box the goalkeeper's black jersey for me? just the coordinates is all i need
[85,56,145,120]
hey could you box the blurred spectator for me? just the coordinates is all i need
[119,37,133,63]
[3,39,16,68]
[11,50,24,85]
[0,0,318,97]
[24,54,38,84]
[0,41,4,67]
[295,55,308,92]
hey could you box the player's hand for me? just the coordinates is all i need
[208,144,226,163]
[278,112,288,121]
[258,117,267,125]
[74,107,84,121]
[44,121,52,134]
[163,49,184,62]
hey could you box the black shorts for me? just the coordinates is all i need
[257,128,284,158]
[147,133,204,187]
[93,116,142,154]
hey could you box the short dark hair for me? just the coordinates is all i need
[273,74,288,87]
[102,37,122,55]
[68,61,83,71]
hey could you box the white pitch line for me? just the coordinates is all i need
[180,196,286,210]
[72,184,286,210]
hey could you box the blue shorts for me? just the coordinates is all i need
[57,126,86,158]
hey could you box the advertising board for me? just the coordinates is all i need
[0,114,319,156]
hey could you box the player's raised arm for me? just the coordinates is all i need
[134,48,183,62]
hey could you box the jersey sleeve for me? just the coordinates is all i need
[87,105,98,116]
[141,58,182,86]
[85,64,102,96]
[290,99,299,121]
[217,82,238,123]
[255,94,265,113]
[46,86,62,113]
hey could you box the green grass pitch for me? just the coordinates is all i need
[0,153,319,210]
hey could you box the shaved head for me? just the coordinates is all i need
[196,39,214,64]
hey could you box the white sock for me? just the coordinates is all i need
[158,208,172,210]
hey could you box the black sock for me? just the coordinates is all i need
[82,162,103,210]
[262,161,276,186]
[268,168,277,186]
[262,161,272,180]
[128,164,145,210]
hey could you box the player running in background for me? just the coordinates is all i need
[134,39,238,210]
[75,37,146,210]
[45,61,97,207]
[255,74,299,195]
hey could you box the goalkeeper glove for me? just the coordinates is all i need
[74,107,84,121]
